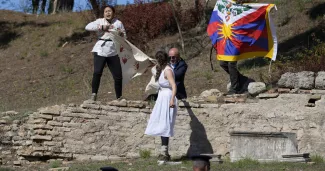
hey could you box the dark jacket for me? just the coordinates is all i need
[173,58,188,99]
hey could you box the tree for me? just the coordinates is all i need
[169,0,185,56]
[47,0,74,14]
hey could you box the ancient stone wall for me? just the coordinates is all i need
[1,93,325,165]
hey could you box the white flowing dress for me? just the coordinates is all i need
[145,66,178,137]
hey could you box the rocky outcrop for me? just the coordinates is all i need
[315,71,325,89]
[277,71,316,89]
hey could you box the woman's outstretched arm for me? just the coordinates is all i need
[165,68,177,108]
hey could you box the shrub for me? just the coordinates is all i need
[117,1,204,51]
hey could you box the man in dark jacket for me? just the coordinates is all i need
[168,48,188,100]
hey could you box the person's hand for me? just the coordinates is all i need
[100,24,110,31]
[117,28,124,37]
[169,98,175,108]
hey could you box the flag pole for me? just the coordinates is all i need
[268,60,272,79]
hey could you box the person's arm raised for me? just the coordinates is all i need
[165,68,177,108]
[85,19,105,31]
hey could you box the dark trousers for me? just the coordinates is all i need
[219,61,240,92]
[161,136,169,146]
[92,53,123,99]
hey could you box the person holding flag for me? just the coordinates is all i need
[85,5,155,101]
[207,0,277,94]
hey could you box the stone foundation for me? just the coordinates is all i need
[1,93,325,165]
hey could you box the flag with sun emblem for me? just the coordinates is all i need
[207,0,277,61]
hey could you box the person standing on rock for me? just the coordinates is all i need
[85,5,126,101]
[169,48,188,100]
[145,51,177,162]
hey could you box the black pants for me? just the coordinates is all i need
[161,136,169,146]
[219,61,240,92]
[92,53,123,99]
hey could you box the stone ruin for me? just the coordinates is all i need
[0,71,325,167]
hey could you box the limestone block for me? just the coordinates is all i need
[69,108,88,113]
[140,108,151,114]
[53,116,72,122]
[46,131,60,136]
[200,104,219,108]
[91,155,108,161]
[257,93,279,99]
[3,111,18,116]
[248,82,266,95]
[278,72,315,89]
[34,129,47,135]
[230,132,298,162]
[29,119,47,124]
[126,152,140,159]
[107,99,127,107]
[31,135,52,141]
[88,110,101,115]
[81,103,101,110]
[0,120,7,124]
[31,151,44,156]
[315,71,325,89]
[33,124,53,130]
[62,112,97,119]
[39,106,61,115]
[53,153,72,158]
[53,127,71,132]
[13,161,21,166]
[108,155,126,161]
[127,101,147,108]
[44,141,62,147]
[101,105,118,112]
[200,89,224,98]
[47,121,63,127]
[35,114,53,120]
[32,146,48,151]
[63,122,81,128]
[73,154,92,161]
[119,107,140,112]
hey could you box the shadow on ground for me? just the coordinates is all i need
[182,101,214,157]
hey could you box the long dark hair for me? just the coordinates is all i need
[155,51,169,81]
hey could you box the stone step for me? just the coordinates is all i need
[282,153,310,158]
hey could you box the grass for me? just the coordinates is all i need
[2,158,325,171]
[0,168,14,171]
[41,158,325,171]
[0,0,325,113]
[49,160,62,168]
[139,149,152,159]
[311,155,324,164]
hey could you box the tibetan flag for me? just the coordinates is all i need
[207,0,277,61]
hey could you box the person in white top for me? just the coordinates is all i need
[85,5,126,101]
[145,51,177,162]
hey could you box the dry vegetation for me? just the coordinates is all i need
[0,0,324,113]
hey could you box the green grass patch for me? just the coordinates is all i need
[311,155,324,164]
[0,168,14,171]
[49,160,62,168]
[139,149,151,159]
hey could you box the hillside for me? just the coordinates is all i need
[0,0,324,112]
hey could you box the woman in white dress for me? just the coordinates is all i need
[145,51,177,161]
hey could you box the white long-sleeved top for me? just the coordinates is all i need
[85,18,126,57]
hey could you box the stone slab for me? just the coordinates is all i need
[230,132,298,162]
